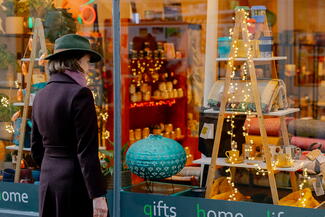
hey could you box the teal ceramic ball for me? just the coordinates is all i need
[126,135,186,179]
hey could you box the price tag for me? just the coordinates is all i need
[200,123,214,139]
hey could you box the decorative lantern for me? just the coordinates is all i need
[126,135,186,179]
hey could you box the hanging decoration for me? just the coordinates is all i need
[61,0,97,24]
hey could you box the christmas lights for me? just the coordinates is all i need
[225,168,239,201]
[130,99,177,108]
[1,96,9,108]
[5,124,14,134]
[297,168,311,207]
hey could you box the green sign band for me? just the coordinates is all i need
[108,191,325,217]
[0,182,325,217]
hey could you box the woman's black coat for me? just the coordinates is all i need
[31,73,106,217]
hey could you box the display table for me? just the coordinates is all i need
[193,157,308,191]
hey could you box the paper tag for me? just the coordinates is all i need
[313,176,325,196]
[200,123,214,139]
[317,155,325,164]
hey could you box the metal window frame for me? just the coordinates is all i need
[112,0,121,217]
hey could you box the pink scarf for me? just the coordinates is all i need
[64,70,87,87]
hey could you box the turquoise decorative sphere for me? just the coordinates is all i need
[126,135,186,179]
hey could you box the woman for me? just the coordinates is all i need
[31,34,108,217]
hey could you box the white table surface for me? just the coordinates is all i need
[193,157,307,172]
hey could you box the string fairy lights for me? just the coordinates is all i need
[227,9,256,163]
[225,168,239,201]
[5,124,14,134]
[1,96,9,108]
[0,96,15,135]
[297,168,311,207]
[227,8,277,177]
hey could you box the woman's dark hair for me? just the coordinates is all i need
[48,51,87,75]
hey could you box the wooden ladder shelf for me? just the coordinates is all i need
[204,8,292,205]
[14,18,48,183]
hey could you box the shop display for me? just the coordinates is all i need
[129,123,184,144]
[9,18,48,183]
[210,176,250,201]
[121,21,199,164]
[0,1,324,216]
[163,2,182,21]
[207,79,288,113]
[202,7,303,206]
[128,41,184,103]
[288,119,325,139]
[278,188,319,208]
[126,135,186,179]
[291,137,325,152]
[246,117,292,136]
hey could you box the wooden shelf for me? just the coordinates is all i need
[193,157,306,172]
[0,33,32,38]
[216,56,287,61]
[203,108,300,116]
[21,58,41,62]
[13,102,32,107]
[6,145,31,152]
[125,20,189,27]
[317,101,325,107]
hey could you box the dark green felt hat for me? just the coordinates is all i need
[45,34,102,63]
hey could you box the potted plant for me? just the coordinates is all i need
[43,7,76,43]
[0,94,18,141]
[99,142,132,189]
[0,44,16,70]
[26,0,76,43]
[2,0,29,34]
[28,0,52,18]
[0,43,17,86]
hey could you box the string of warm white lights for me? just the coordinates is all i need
[1,97,9,108]
[297,168,311,207]
[0,96,14,134]
[224,9,247,200]
[5,125,14,134]
[254,161,277,176]
[226,168,239,201]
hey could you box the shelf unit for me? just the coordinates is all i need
[21,58,41,62]
[194,157,305,172]
[203,8,299,205]
[276,38,325,119]
[194,157,305,192]
[5,145,31,152]
[11,19,47,183]
[119,20,200,159]
[216,56,287,61]
[13,102,32,107]
[203,108,300,116]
